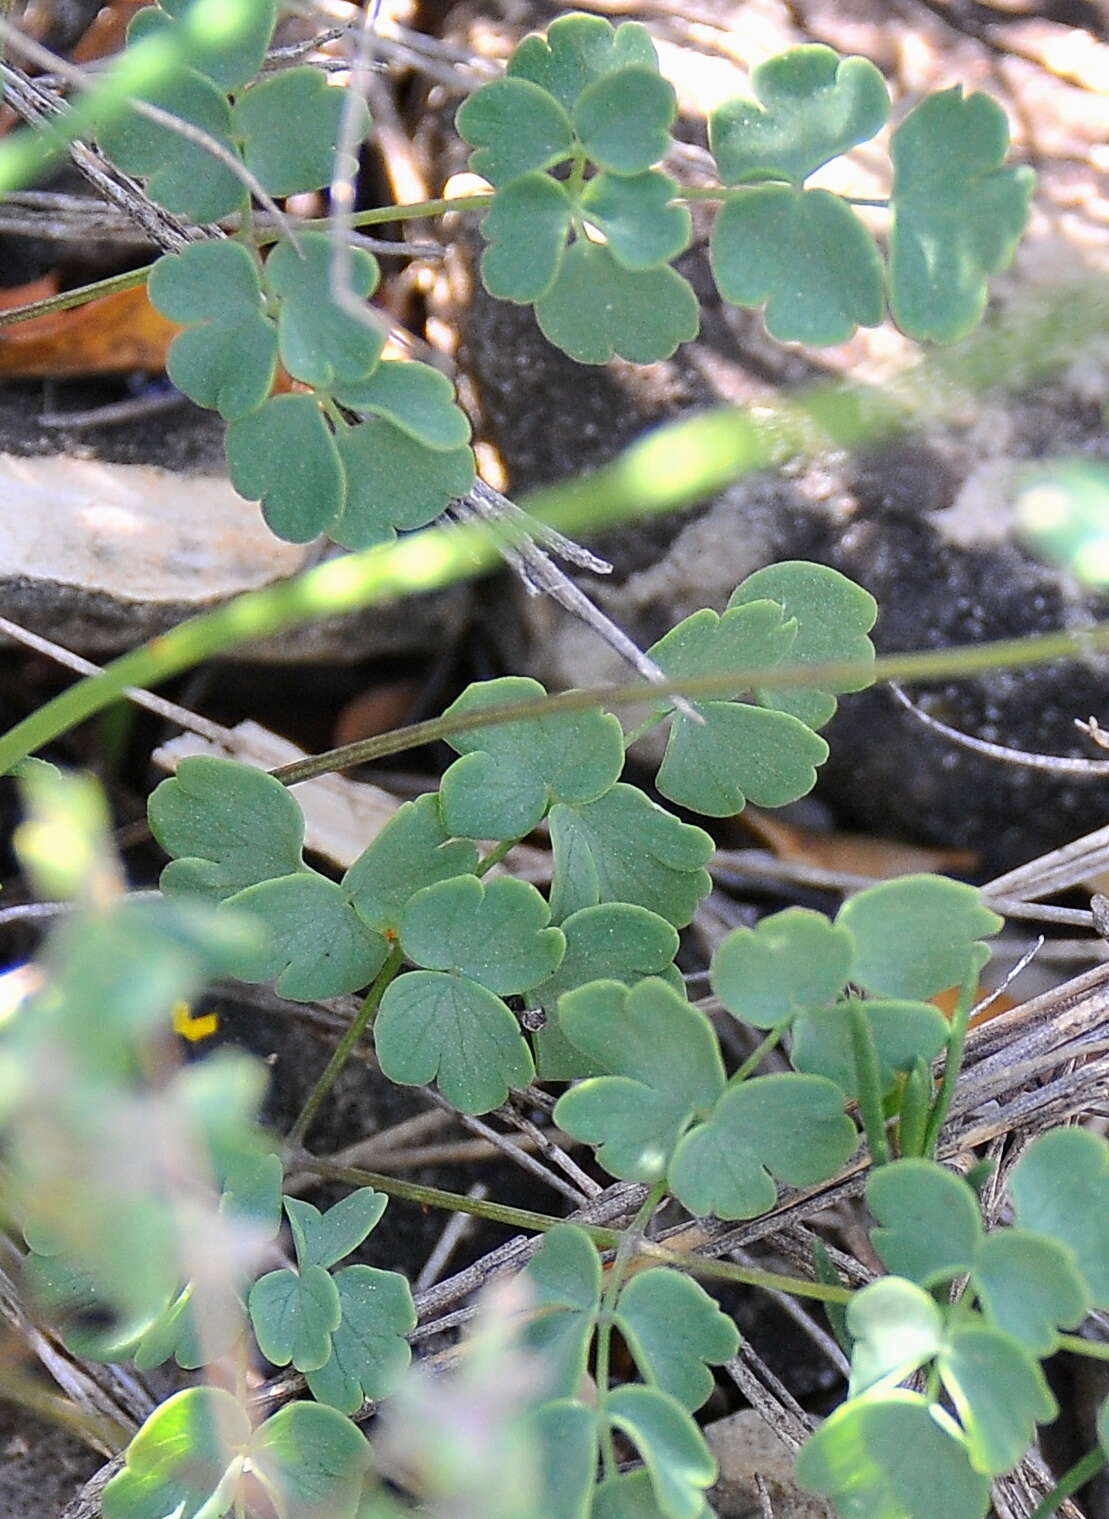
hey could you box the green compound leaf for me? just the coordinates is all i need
[131,1280,244,1373]
[580,170,692,271]
[553,979,724,1182]
[711,907,852,1029]
[285,1190,387,1273]
[837,875,1002,1002]
[148,243,276,421]
[226,394,345,543]
[791,997,949,1099]
[647,598,829,816]
[334,361,472,451]
[374,970,534,1114]
[868,1159,982,1286]
[399,875,564,995]
[508,15,658,113]
[147,240,262,323]
[149,755,305,901]
[616,1268,739,1410]
[127,0,277,93]
[573,67,676,176]
[456,77,574,187]
[847,1277,943,1397]
[535,241,699,364]
[265,234,383,390]
[305,1265,415,1413]
[668,1073,857,1221]
[520,1224,602,1399]
[527,1401,597,1519]
[344,794,478,935]
[248,1264,342,1373]
[938,1322,1056,1476]
[333,420,474,550]
[711,186,883,347]
[655,687,828,817]
[225,872,390,1000]
[102,1385,250,1519]
[220,1147,285,1237]
[605,1384,717,1519]
[479,174,573,302]
[529,903,681,1080]
[439,677,624,840]
[97,68,245,222]
[710,45,889,186]
[248,1400,370,1519]
[548,785,713,928]
[592,1471,713,1519]
[889,87,1035,342]
[22,1249,163,1364]
[1009,1126,1109,1306]
[795,1392,991,1519]
[972,1230,1089,1356]
[648,591,797,694]
[728,560,878,728]
[232,67,369,198]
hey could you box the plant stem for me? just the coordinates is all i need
[269,621,1109,786]
[895,1057,933,1159]
[1028,1446,1107,1519]
[0,264,153,328]
[729,1023,788,1086]
[595,1180,666,1476]
[295,1156,853,1303]
[286,945,404,1149]
[621,712,664,750]
[10,581,1109,782]
[254,193,495,244]
[921,969,977,1158]
[848,1002,891,1167]
[475,838,519,877]
[1057,1333,1109,1362]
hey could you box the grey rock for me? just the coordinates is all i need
[704,1411,833,1518]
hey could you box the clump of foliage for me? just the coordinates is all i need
[2,7,1105,1519]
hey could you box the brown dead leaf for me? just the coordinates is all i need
[931,983,1018,1027]
[740,806,977,879]
[333,681,421,749]
[0,281,180,377]
[73,2,152,63]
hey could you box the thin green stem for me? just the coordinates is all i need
[729,1023,788,1086]
[844,196,890,207]
[1028,1446,1107,1519]
[921,969,977,1158]
[254,193,495,245]
[267,619,1109,788]
[595,1180,666,1475]
[295,1156,854,1303]
[286,945,404,1149]
[848,1001,891,1167]
[621,712,664,750]
[0,196,492,328]
[475,838,519,877]
[0,264,153,328]
[0,518,502,777]
[10,594,1109,784]
[895,1058,933,1159]
[1057,1333,1109,1363]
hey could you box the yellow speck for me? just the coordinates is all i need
[171,1000,219,1042]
